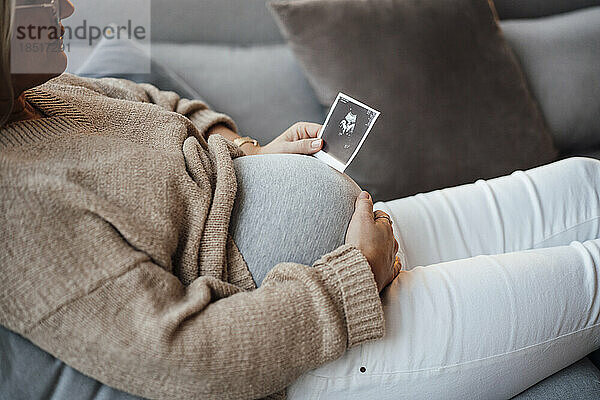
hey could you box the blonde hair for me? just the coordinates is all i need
[0,0,14,126]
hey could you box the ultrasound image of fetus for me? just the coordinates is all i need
[320,94,379,166]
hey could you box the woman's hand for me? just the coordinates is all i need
[242,122,323,156]
[345,191,401,292]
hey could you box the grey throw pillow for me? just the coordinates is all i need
[269,0,557,200]
[500,7,600,152]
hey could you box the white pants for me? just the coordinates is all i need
[289,157,600,399]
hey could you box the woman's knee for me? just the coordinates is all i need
[557,158,600,197]
[559,157,600,177]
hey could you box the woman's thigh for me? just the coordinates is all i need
[289,158,600,399]
[376,157,600,269]
[230,154,361,286]
[290,238,600,399]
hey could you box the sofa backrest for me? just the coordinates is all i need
[150,0,600,45]
[151,0,283,44]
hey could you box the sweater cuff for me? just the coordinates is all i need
[314,244,385,348]
[189,109,239,139]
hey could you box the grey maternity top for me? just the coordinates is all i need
[230,153,362,286]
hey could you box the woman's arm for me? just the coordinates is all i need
[206,123,259,155]
[59,75,239,142]
[207,122,325,156]
[0,167,388,399]
[63,75,324,156]
[5,247,382,400]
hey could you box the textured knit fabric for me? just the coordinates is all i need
[0,73,385,400]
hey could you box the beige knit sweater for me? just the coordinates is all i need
[0,74,385,400]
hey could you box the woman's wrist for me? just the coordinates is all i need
[240,142,262,156]
[207,123,236,139]
[207,124,262,155]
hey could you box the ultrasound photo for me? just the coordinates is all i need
[315,93,380,172]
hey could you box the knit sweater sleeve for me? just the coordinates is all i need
[19,245,383,400]
[137,82,239,138]
[59,74,238,140]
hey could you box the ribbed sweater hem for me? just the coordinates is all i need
[315,244,385,347]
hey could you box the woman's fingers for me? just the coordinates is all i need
[354,191,375,221]
[288,122,322,140]
[259,122,323,155]
[283,138,323,154]
[346,191,399,292]
[373,210,393,225]
[282,122,323,153]
[260,137,322,155]
[373,209,400,278]
[373,210,394,242]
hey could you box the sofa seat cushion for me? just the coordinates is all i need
[2,324,599,400]
[512,357,600,399]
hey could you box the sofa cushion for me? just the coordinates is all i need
[269,0,557,200]
[500,7,600,152]
[150,43,326,143]
[493,0,600,19]
[512,357,600,399]
[0,325,140,400]
[563,148,600,160]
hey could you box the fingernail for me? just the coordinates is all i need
[359,191,370,199]
[311,139,322,149]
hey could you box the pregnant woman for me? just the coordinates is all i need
[1,1,599,400]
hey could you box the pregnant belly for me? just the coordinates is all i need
[230,154,361,286]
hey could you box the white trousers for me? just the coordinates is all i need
[289,157,600,399]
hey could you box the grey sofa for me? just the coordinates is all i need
[3,0,598,399]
